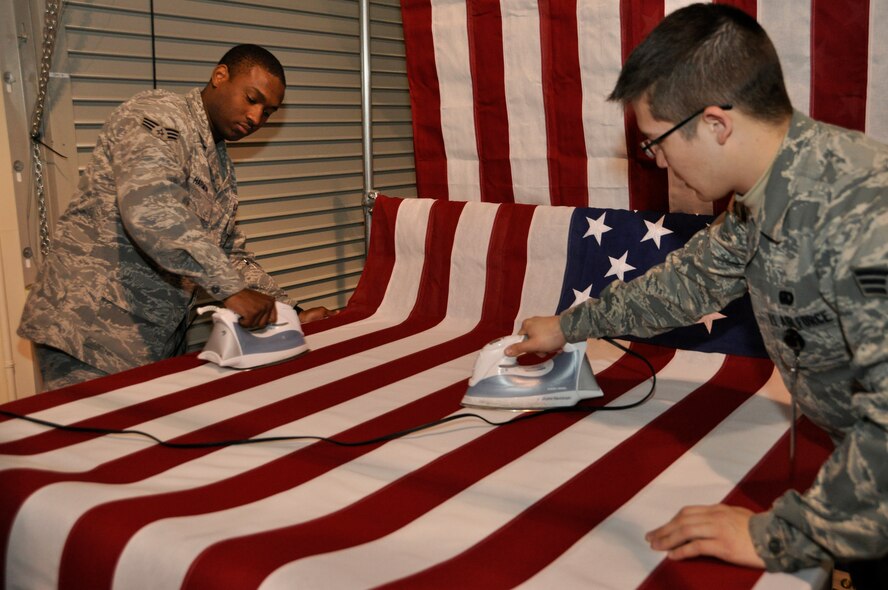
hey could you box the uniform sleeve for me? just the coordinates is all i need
[749,204,888,571]
[223,225,296,306]
[559,209,751,342]
[110,108,247,300]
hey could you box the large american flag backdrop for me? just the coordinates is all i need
[401,0,888,213]
[0,196,833,589]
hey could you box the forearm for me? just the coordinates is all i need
[225,228,295,306]
[750,365,888,571]
[559,217,749,342]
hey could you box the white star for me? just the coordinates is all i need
[584,213,611,245]
[697,312,726,334]
[571,284,593,306]
[604,251,636,282]
[641,215,674,249]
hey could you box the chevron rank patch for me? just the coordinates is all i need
[852,267,888,297]
[141,116,180,142]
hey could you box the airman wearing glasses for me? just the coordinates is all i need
[507,3,887,587]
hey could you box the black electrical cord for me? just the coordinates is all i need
[0,337,656,450]
[149,0,158,89]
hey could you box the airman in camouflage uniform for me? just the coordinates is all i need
[508,4,886,584]
[18,45,331,390]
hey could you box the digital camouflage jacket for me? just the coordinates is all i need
[19,88,293,374]
[560,111,888,571]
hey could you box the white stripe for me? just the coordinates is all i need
[577,0,631,209]
[753,568,831,590]
[867,0,888,142]
[333,196,433,328]
[665,0,707,17]
[501,0,551,205]
[445,201,501,319]
[0,365,227,446]
[512,204,574,331]
[522,367,793,588]
[759,0,811,115]
[258,348,721,588]
[432,0,481,201]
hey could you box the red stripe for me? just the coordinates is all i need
[639,417,833,589]
[539,0,589,207]
[384,355,775,587]
[810,0,870,131]
[401,0,449,198]
[302,194,403,335]
[619,0,668,212]
[53,202,533,588]
[180,344,676,589]
[0,354,202,418]
[467,0,515,203]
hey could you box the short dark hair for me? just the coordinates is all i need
[609,3,792,131]
[218,44,286,87]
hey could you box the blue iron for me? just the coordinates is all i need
[461,335,603,410]
[196,301,309,369]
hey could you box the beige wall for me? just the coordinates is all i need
[0,89,38,402]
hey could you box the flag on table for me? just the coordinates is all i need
[0,196,828,590]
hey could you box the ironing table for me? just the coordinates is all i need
[0,196,832,589]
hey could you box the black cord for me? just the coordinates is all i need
[149,0,158,89]
[0,337,656,449]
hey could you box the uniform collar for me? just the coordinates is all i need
[185,88,215,151]
[756,110,817,242]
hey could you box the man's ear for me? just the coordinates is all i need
[702,105,733,146]
[210,64,230,88]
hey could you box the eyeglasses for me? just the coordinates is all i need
[640,104,733,159]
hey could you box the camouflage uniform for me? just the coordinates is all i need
[560,111,888,571]
[18,88,294,377]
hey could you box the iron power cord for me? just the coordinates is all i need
[0,337,656,449]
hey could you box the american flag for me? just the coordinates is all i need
[401,0,888,214]
[0,196,831,588]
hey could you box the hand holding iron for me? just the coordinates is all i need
[505,315,567,357]
[223,289,277,329]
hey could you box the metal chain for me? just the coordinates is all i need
[30,0,65,257]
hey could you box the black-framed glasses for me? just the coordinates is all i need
[640,104,733,159]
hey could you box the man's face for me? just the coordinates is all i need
[632,96,732,203]
[204,64,285,143]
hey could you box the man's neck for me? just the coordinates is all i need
[734,116,791,194]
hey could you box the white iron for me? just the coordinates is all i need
[196,301,309,369]
[461,335,603,410]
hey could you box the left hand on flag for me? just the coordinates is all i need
[645,504,766,568]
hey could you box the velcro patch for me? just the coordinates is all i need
[141,116,180,142]
[852,267,888,297]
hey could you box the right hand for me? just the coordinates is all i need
[223,289,276,329]
[504,315,567,357]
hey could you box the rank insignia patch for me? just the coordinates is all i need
[852,267,888,297]
[141,117,181,142]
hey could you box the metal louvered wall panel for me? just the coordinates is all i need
[48,0,415,346]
